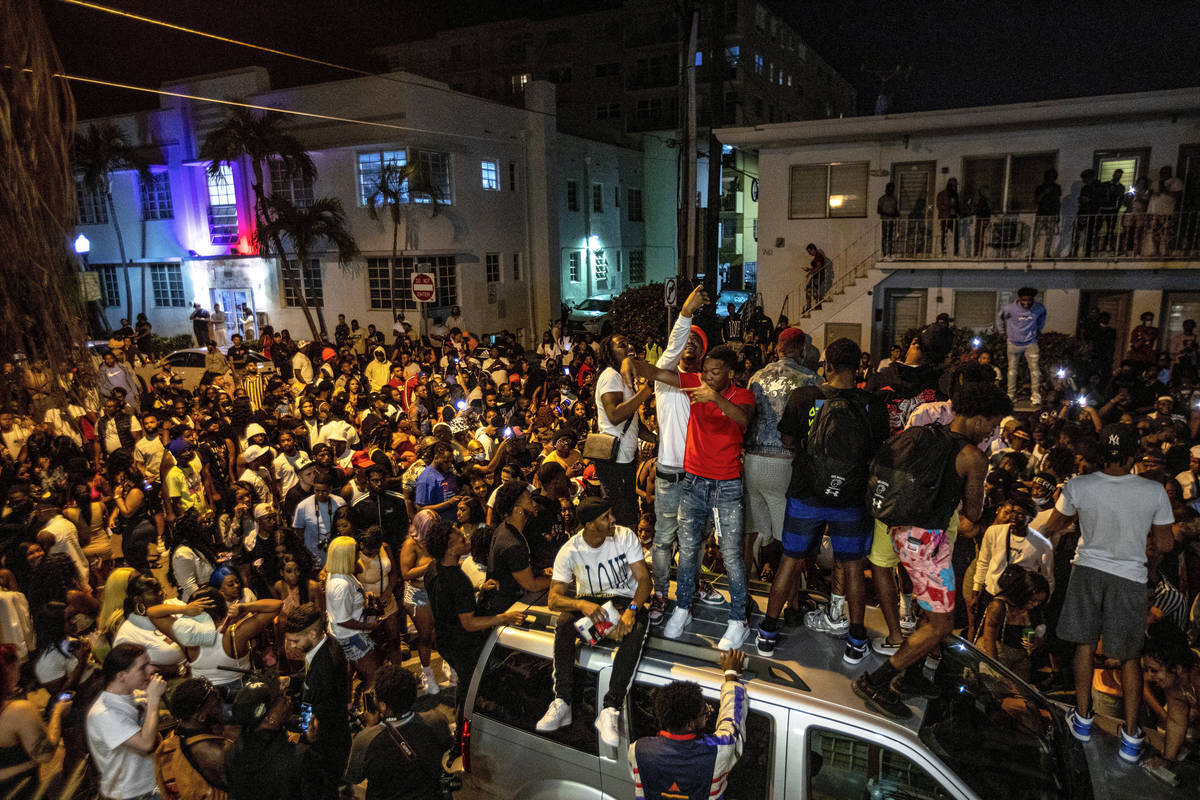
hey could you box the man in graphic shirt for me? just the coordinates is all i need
[535,497,651,748]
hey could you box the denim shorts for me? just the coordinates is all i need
[338,632,375,662]
[781,498,872,561]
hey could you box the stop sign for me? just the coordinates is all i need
[411,272,436,303]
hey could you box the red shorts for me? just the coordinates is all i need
[889,525,956,614]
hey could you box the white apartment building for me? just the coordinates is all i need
[74,67,674,343]
[717,88,1200,358]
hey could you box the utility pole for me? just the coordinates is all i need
[703,0,724,294]
[678,4,699,283]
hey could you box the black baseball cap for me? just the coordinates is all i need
[1098,423,1139,462]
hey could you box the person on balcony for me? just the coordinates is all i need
[1098,169,1127,252]
[1148,165,1184,256]
[935,178,960,256]
[1032,169,1062,258]
[877,182,899,257]
[1070,169,1102,258]
[996,287,1046,407]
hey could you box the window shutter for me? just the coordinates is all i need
[788,164,826,218]
[829,162,868,217]
[953,290,999,331]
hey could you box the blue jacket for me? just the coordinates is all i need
[996,300,1046,346]
[630,679,748,800]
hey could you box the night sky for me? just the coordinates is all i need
[45,0,1200,121]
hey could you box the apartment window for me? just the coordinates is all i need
[594,62,620,78]
[629,249,645,284]
[95,265,120,307]
[634,99,663,121]
[413,150,452,205]
[788,162,869,218]
[511,252,521,281]
[206,165,238,245]
[357,149,407,206]
[592,184,603,213]
[567,180,580,212]
[627,188,644,221]
[149,264,186,307]
[139,171,174,220]
[754,53,764,74]
[547,66,572,84]
[593,250,609,291]
[1094,148,1150,191]
[595,103,621,120]
[481,160,500,191]
[508,162,517,192]
[954,290,1000,331]
[961,152,1057,213]
[511,73,530,93]
[282,259,323,307]
[75,177,108,225]
[269,158,313,208]
[431,257,458,307]
[568,251,581,282]
[365,257,416,311]
[486,252,501,284]
[633,56,667,87]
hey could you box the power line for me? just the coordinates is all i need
[56,0,563,123]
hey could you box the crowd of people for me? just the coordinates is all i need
[0,277,1197,799]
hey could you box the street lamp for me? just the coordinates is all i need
[74,233,90,255]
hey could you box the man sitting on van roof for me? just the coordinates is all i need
[535,496,652,747]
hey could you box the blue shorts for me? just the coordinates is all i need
[781,498,872,562]
[338,632,375,662]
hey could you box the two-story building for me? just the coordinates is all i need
[717,87,1200,359]
[74,67,672,343]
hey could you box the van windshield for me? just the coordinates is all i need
[919,638,1083,800]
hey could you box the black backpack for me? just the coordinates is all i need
[867,423,962,528]
[798,388,875,506]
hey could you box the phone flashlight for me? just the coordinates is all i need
[456,399,468,411]
[503,427,514,439]
[1056,367,1067,379]
[563,367,571,376]
[971,337,981,348]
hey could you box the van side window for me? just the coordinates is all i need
[627,682,773,800]
[808,727,952,800]
[472,644,599,756]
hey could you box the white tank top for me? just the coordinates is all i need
[188,630,249,687]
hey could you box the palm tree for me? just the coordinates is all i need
[365,160,443,323]
[259,196,360,338]
[199,108,318,334]
[74,122,150,322]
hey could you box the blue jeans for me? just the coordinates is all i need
[651,465,686,596]
[675,472,746,620]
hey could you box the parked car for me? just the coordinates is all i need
[453,586,1189,800]
[135,347,276,390]
[566,296,613,337]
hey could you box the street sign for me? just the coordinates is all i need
[411,272,436,303]
[664,277,678,307]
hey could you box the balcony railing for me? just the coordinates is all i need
[879,210,1200,261]
[798,210,1200,317]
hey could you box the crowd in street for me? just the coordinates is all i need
[0,279,1198,799]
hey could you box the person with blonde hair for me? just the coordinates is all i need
[324,536,381,686]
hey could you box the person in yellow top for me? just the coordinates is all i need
[543,431,583,476]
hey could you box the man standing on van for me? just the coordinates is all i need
[536,497,652,747]
[995,287,1046,407]
[1041,424,1174,764]
[629,650,747,800]
[853,383,1008,719]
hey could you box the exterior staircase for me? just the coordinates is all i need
[791,224,885,332]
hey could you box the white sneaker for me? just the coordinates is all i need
[899,594,918,632]
[419,667,441,696]
[535,698,572,732]
[804,607,850,636]
[717,619,748,651]
[663,606,692,639]
[594,706,620,747]
[440,661,458,687]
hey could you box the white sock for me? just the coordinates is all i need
[829,594,846,621]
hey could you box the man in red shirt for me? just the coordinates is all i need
[630,344,756,649]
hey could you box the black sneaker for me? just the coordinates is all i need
[894,670,939,699]
[843,636,869,665]
[756,627,778,656]
[852,675,913,720]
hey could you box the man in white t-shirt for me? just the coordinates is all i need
[273,431,309,497]
[535,497,651,747]
[292,471,346,566]
[37,506,89,585]
[86,643,167,800]
[970,496,1054,615]
[132,412,165,483]
[1043,423,1174,765]
[594,335,652,528]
